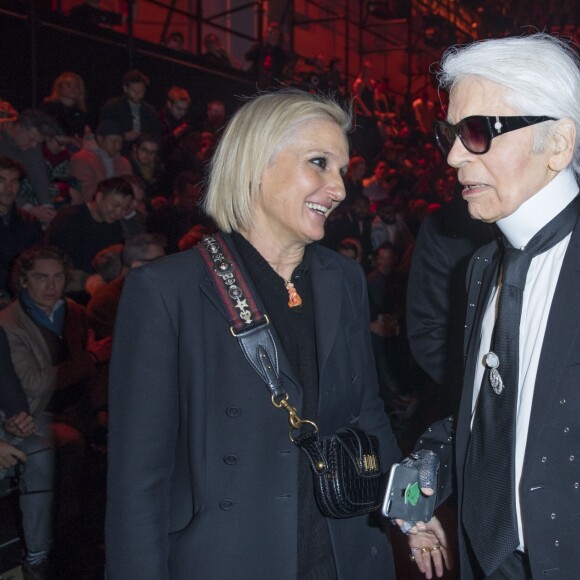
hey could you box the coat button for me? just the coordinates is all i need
[371,546,378,556]
[224,454,238,465]
[226,406,241,418]
[219,499,234,511]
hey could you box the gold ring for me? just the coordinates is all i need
[420,547,430,554]
[431,545,441,551]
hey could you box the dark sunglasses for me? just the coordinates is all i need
[434,115,557,156]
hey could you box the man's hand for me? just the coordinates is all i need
[25,205,57,224]
[407,515,453,579]
[4,412,36,438]
[0,440,27,469]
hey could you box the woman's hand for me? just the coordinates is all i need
[4,412,36,438]
[406,515,453,579]
[0,440,27,469]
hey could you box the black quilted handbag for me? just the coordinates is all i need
[294,427,383,518]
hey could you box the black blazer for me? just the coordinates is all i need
[453,216,580,579]
[106,236,401,579]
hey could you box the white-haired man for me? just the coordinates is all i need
[404,33,580,580]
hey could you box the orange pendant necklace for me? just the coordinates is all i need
[285,280,302,308]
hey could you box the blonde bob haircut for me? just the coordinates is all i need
[203,90,351,233]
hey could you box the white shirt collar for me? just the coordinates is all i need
[497,168,579,249]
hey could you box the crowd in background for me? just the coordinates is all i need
[0,41,460,578]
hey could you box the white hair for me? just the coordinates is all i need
[438,33,580,178]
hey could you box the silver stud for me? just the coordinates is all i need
[570,456,575,461]
[574,482,579,489]
[560,398,567,405]
[551,513,556,519]
[469,303,475,307]
[542,457,547,463]
[564,427,570,433]
[555,540,560,547]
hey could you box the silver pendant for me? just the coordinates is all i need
[485,352,505,395]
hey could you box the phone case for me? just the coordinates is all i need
[381,463,437,523]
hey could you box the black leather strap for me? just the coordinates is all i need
[198,233,286,403]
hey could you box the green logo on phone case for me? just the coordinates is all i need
[404,482,420,506]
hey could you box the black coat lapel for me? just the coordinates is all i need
[310,247,342,380]
[526,222,580,452]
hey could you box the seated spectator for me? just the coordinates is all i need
[119,174,147,238]
[327,57,344,96]
[344,155,365,203]
[128,134,161,198]
[370,198,415,257]
[0,325,54,580]
[69,120,132,203]
[147,171,211,253]
[157,86,192,161]
[0,246,111,534]
[245,22,289,90]
[0,157,43,304]
[88,233,166,340]
[200,33,236,70]
[163,31,185,52]
[298,52,329,92]
[412,91,436,136]
[366,242,407,408]
[40,72,91,145]
[203,99,226,135]
[0,109,62,224]
[20,128,77,210]
[336,237,364,266]
[159,128,203,194]
[45,177,134,294]
[362,159,393,205]
[99,70,161,154]
[322,194,373,269]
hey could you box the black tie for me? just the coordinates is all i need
[463,194,580,577]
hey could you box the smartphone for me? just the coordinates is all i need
[381,463,437,523]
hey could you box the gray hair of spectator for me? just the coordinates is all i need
[437,32,580,179]
[122,233,166,268]
[17,109,63,139]
[95,177,135,200]
[203,90,351,233]
[0,156,25,177]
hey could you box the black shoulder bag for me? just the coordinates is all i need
[198,233,383,518]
